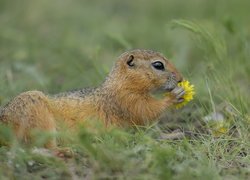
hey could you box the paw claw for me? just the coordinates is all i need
[170,87,185,103]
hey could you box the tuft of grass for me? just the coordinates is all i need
[171,19,227,61]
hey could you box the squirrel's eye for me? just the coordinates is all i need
[152,61,165,71]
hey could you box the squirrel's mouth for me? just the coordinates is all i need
[164,87,175,92]
[162,74,179,92]
[163,81,177,92]
[151,82,177,94]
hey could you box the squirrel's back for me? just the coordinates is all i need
[53,88,96,99]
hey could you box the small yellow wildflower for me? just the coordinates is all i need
[175,80,195,109]
[164,80,195,109]
[210,123,229,137]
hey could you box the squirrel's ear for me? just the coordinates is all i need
[126,55,135,67]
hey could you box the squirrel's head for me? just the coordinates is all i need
[107,49,183,93]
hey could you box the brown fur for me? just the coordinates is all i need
[0,49,183,148]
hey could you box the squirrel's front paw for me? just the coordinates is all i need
[170,86,185,104]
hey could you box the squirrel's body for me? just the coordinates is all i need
[0,49,184,148]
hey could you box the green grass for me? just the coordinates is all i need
[0,0,249,179]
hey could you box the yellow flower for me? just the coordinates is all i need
[172,80,195,109]
[210,122,229,137]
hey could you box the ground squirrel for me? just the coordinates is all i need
[0,49,184,148]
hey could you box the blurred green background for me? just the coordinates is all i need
[0,0,250,179]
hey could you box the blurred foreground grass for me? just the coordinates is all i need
[0,0,250,179]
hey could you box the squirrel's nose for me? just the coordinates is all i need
[177,76,183,83]
[171,72,183,83]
